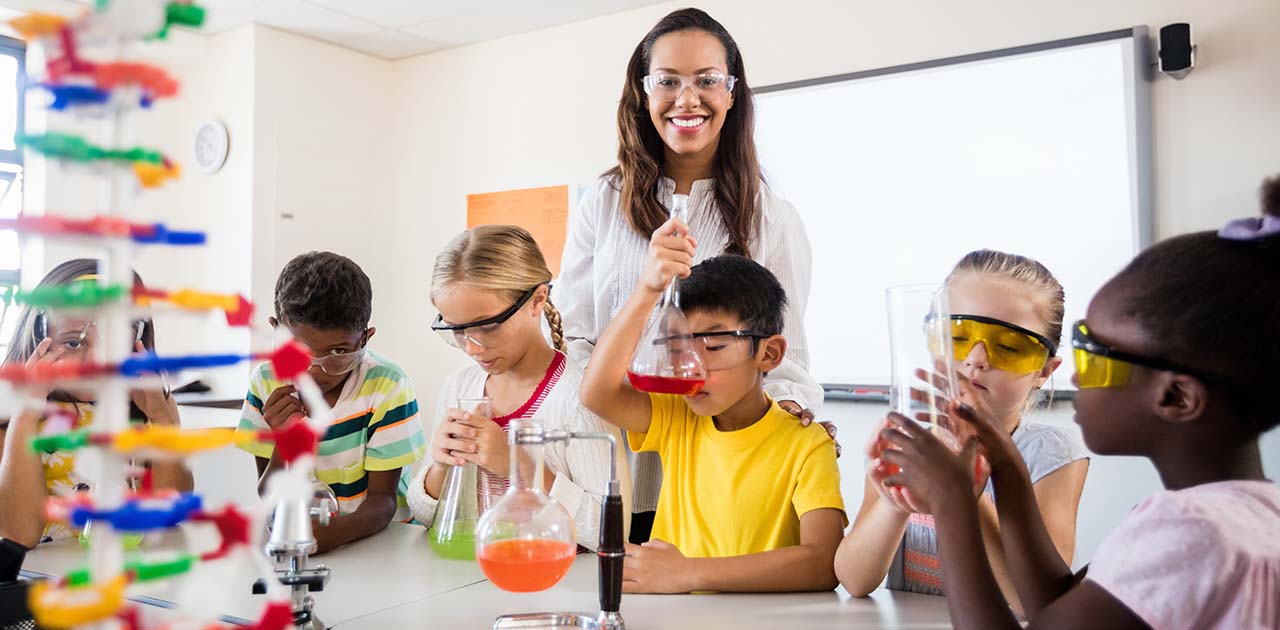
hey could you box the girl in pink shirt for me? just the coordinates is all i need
[875,176,1280,629]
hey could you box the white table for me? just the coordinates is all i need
[21,524,488,626]
[340,551,952,629]
[23,523,953,628]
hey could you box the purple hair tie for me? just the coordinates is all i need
[1218,215,1280,242]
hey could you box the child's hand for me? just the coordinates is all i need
[640,217,697,293]
[878,413,984,515]
[434,409,511,477]
[864,416,915,513]
[24,337,68,399]
[262,384,304,429]
[779,400,841,457]
[129,340,179,426]
[623,539,695,593]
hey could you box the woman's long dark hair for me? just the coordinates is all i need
[606,8,762,256]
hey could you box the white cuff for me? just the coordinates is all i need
[405,464,439,527]
[549,473,587,524]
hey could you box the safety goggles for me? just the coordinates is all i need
[1071,320,1201,389]
[690,330,769,371]
[431,285,539,350]
[36,312,148,357]
[273,325,370,376]
[642,71,737,103]
[938,314,1056,375]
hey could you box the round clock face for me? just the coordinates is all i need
[194,120,228,173]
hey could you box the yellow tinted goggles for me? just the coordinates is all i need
[945,315,1055,375]
[1071,321,1203,389]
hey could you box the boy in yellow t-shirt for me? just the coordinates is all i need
[581,219,845,593]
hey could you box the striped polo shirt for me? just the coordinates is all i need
[236,350,427,514]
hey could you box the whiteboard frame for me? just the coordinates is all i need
[754,27,1154,398]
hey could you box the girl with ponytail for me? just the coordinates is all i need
[406,225,630,550]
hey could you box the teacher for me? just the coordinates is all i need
[555,8,830,544]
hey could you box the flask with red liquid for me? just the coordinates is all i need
[475,420,576,592]
[626,194,708,396]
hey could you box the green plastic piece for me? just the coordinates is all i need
[166,4,205,29]
[132,554,196,582]
[65,567,91,587]
[16,281,127,309]
[63,553,196,587]
[19,133,165,166]
[30,429,92,454]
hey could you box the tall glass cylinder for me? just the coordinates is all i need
[886,284,956,436]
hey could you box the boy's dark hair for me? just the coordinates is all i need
[1113,175,1280,435]
[275,251,372,333]
[679,255,787,336]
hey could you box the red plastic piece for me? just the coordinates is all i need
[0,214,130,238]
[224,295,254,327]
[0,360,107,384]
[93,62,179,98]
[190,505,254,562]
[271,417,319,465]
[268,341,312,381]
[247,602,295,630]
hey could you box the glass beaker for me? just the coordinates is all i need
[428,397,493,560]
[876,284,960,478]
[626,194,708,395]
[475,420,576,592]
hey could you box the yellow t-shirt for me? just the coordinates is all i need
[628,395,845,558]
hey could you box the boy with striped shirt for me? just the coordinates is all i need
[236,251,425,553]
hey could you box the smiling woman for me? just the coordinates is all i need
[553,8,828,545]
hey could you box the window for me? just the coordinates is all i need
[0,34,25,351]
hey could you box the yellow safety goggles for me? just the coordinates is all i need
[1071,320,1202,389]
[940,315,1056,375]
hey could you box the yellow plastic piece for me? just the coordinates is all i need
[165,288,241,311]
[133,161,181,188]
[29,575,127,629]
[9,13,66,39]
[111,426,240,455]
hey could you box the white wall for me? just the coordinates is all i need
[249,25,396,353]
[383,0,1280,569]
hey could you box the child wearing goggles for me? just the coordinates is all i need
[838,250,1090,616]
[235,252,425,554]
[0,259,192,548]
[876,176,1280,629]
[407,225,629,551]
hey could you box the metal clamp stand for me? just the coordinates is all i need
[493,430,626,630]
[253,487,336,630]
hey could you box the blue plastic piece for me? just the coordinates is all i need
[131,223,206,246]
[69,493,202,531]
[41,83,111,111]
[162,229,206,245]
[120,352,247,376]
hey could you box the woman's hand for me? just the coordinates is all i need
[128,341,180,426]
[878,413,984,515]
[640,217,697,293]
[430,408,512,477]
[24,337,67,399]
[778,400,841,457]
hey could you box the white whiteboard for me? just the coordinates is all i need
[754,31,1151,388]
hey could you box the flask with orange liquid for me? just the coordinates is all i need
[475,420,576,593]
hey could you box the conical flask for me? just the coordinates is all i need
[475,420,576,593]
[429,397,496,560]
[627,194,708,395]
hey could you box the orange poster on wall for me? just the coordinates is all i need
[466,185,570,276]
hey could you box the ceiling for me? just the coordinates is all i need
[1,0,669,60]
